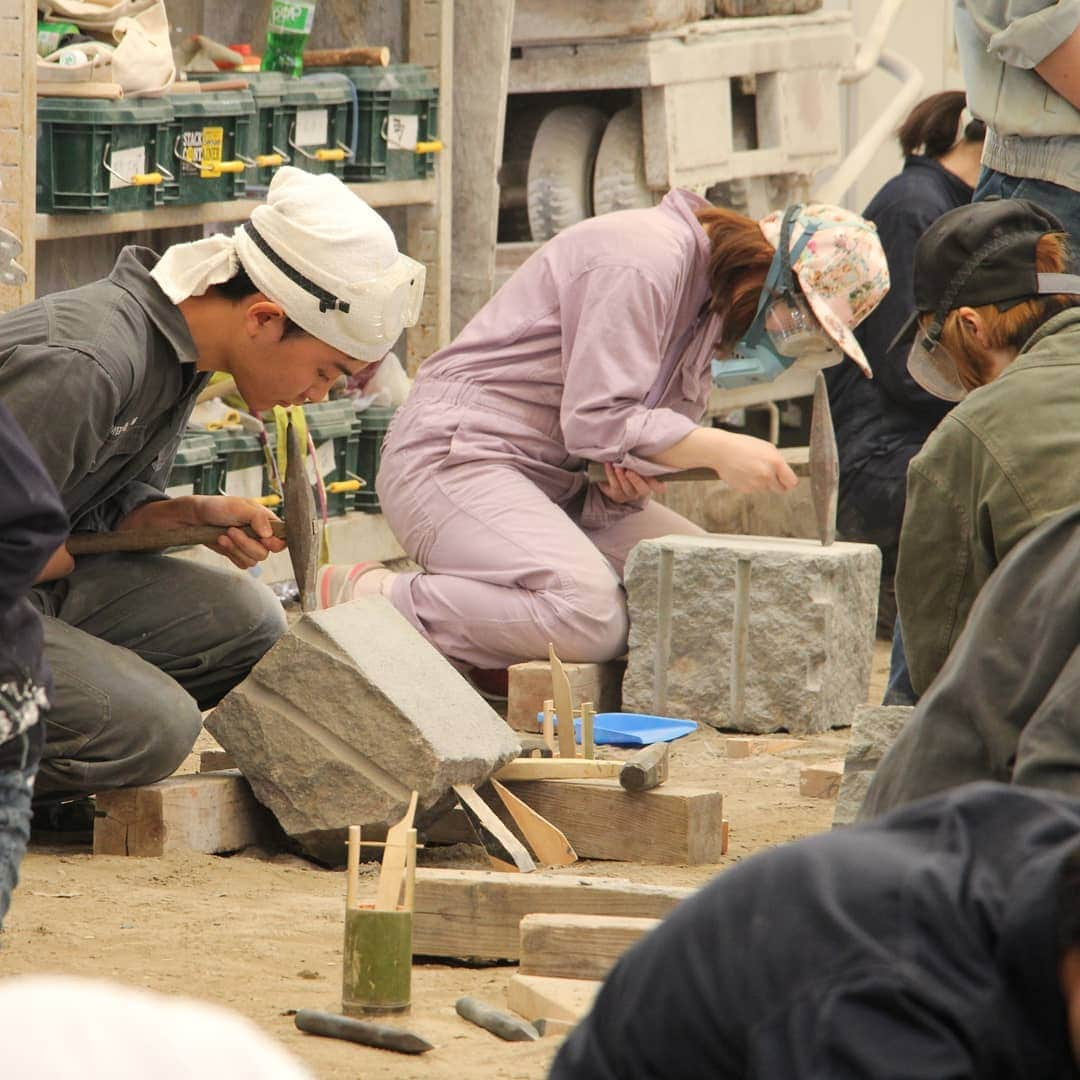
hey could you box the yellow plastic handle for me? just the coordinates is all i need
[326,479,363,494]
[255,153,284,168]
[256,494,282,507]
[215,160,246,174]
[315,147,347,162]
[131,171,163,186]
[414,140,443,155]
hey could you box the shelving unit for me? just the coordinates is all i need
[1,0,452,370]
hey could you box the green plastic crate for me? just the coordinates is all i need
[279,77,352,178]
[353,405,397,513]
[211,429,266,500]
[36,96,172,214]
[164,90,255,205]
[326,64,439,183]
[187,72,290,191]
[264,400,358,517]
[166,431,219,497]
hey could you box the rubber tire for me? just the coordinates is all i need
[526,105,608,241]
[593,105,659,216]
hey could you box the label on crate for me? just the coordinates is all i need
[180,126,224,177]
[108,146,147,189]
[386,113,419,151]
[268,0,316,34]
[295,108,328,147]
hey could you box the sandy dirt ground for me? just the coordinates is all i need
[1,642,890,1079]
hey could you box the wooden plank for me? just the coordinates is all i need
[503,780,724,864]
[519,913,659,982]
[494,759,622,782]
[92,771,273,857]
[412,868,692,960]
[507,658,622,733]
[507,974,599,1025]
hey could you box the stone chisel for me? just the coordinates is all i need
[294,1009,434,1054]
[584,372,840,545]
[65,418,322,606]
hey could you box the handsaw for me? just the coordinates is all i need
[65,416,323,607]
[584,372,840,545]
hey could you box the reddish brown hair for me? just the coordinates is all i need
[695,206,775,352]
[925,233,1079,392]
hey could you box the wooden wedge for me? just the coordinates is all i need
[454,783,536,873]
[491,779,576,866]
[374,791,418,910]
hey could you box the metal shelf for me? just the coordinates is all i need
[35,179,438,241]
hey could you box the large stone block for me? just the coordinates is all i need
[833,705,913,827]
[205,596,521,862]
[623,535,880,734]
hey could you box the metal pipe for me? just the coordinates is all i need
[813,50,924,206]
[840,0,907,84]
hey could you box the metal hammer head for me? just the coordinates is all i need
[283,419,321,610]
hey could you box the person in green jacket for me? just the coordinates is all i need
[890,197,1080,699]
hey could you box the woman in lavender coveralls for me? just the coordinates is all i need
[321,190,888,674]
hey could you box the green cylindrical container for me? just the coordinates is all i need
[37,96,173,214]
[186,72,290,191]
[279,77,352,178]
[341,906,412,1016]
[331,64,439,183]
[353,406,396,513]
[164,90,256,205]
[166,431,218,497]
[211,429,265,500]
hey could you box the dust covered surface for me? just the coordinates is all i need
[2,643,890,1078]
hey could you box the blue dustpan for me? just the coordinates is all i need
[543,711,697,747]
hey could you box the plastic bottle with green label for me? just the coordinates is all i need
[261,0,318,78]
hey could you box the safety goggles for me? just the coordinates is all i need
[346,253,427,351]
[906,319,968,402]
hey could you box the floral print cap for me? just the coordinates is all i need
[758,203,889,376]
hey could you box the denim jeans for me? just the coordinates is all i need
[883,617,918,707]
[973,168,1080,254]
[0,723,43,931]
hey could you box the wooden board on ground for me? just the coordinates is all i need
[502,780,724,864]
[507,658,623,732]
[507,973,600,1024]
[519,913,659,982]
[412,868,692,960]
[93,771,274,857]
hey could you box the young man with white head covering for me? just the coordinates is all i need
[0,166,423,805]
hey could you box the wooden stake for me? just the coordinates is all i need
[403,827,418,912]
[491,779,576,866]
[580,701,595,759]
[541,699,555,752]
[346,825,361,910]
[548,643,577,761]
[375,791,418,911]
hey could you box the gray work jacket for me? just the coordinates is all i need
[0,247,206,533]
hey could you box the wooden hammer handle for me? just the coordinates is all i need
[67,520,287,555]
